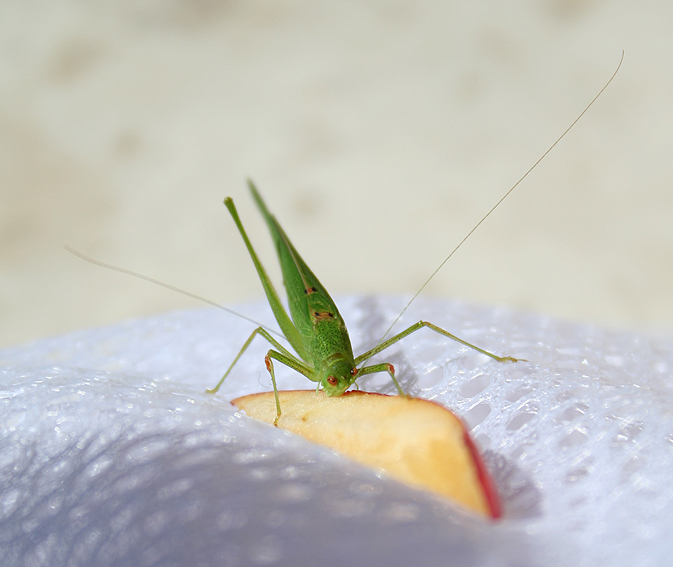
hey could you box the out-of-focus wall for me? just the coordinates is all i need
[2,1,672,348]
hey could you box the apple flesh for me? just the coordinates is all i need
[232,390,501,519]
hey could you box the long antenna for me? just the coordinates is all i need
[360,52,624,366]
[64,245,283,337]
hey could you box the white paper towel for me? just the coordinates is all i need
[1,296,672,566]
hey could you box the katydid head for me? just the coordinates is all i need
[321,359,358,396]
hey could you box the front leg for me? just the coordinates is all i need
[355,362,406,397]
[264,349,317,426]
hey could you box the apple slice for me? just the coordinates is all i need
[232,390,501,519]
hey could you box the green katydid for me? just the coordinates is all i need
[65,54,623,427]
[207,53,624,424]
[206,181,521,424]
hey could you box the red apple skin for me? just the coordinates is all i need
[461,428,502,519]
[231,390,502,519]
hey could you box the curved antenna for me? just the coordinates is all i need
[359,51,624,369]
[64,245,283,337]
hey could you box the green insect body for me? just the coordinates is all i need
[207,181,520,424]
[64,57,621,427]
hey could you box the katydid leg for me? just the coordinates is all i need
[356,362,406,396]
[206,326,312,394]
[354,320,524,367]
[264,349,317,425]
[225,193,307,360]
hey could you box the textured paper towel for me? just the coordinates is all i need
[1,297,672,566]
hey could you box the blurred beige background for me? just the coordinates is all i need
[1,0,672,350]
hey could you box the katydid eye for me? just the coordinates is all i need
[327,376,338,386]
